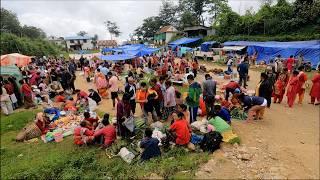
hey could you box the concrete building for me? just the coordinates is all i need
[184,25,215,38]
[154,25,179,45]
[47,36,65,47]
[64,36,93,50]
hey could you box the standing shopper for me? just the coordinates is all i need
[237,59,249,88]
[186,75,201,123]
[202,74,216,114]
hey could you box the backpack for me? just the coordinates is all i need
[200,131,223,153]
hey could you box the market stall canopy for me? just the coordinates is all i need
[223,40,320,67]
[1,53,31,67]
[201,41,218,52]
[168,37,201,46]
[100,54,136,61]
[0,65,23,85]
[102,44,160,57]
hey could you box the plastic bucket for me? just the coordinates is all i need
[54,133,63,142]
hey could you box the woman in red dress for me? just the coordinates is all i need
[286,70,299,108]
[19,79,35,109]
[286,55,295,73]
[309,67,320,105]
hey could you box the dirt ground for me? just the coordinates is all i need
[74,61,319,179]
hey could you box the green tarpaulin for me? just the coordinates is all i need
[0,65,22,85]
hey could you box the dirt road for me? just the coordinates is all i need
[74,61,319,179]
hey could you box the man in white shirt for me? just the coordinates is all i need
[184,68,194,83]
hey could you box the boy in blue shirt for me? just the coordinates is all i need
[140,128,161,161]
[213,104,231,124]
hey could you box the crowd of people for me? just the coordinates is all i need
[1,49,319,161]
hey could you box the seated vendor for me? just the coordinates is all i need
[84,111,99,129]
[94,113,116,148]
[55,91,66,103]
[74,89,89,101]
[140,128,161,161]
[48,81,63,99]
[169,112,191,146]
[207,111,231,133]
[73,121,94,146]
[64,97,77,111]
[213,104,231,124]
[35,112,50,134]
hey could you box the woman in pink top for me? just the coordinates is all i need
[163,80,176,120]
[107,72,119,109]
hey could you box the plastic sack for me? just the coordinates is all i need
[123,116,135,132]
[88,98,97,112]
[118,147,135,164]
[150,121,164,129]
[152,128,166,146]
[191,134,204,144]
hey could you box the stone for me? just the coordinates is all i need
[17,154,23,158]
[241,154,252,161]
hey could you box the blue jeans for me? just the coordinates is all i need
[189,106,198,124]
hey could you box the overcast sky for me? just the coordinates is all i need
[2,0,262,42]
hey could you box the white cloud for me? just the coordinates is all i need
[2,0,261,42]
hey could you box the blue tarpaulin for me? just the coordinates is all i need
[101,44,160,58]
[101,48,112,53]
[201,41,217,52]
[100,54,136,61]
[223,40,320,67]
[168,37,201,47]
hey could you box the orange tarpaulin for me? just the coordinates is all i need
[1,53,31,67]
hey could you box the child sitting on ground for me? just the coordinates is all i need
[140,128,161,161]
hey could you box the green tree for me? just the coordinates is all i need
[104,21,121,40]
[158,0,178,26]
[0,8,21,35]
[214,6,242,35]
[91,34,98,49]
[134,16,162,39]
[21,25,46,39]
[77,31,88,36]
[177,0,208,26]
[208,0,228,23]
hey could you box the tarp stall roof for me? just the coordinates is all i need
[125,47,161,57]
[0,65,23,85]
[101,48,112,53]
[100,54,136,61]
[0,53,31,67]
[168,37,201,45]
[201,41,217,52]
[102,44,160,57]
[223,40,320,67]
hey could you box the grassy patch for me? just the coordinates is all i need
[1,109,210,179]
[0,109,41,135]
